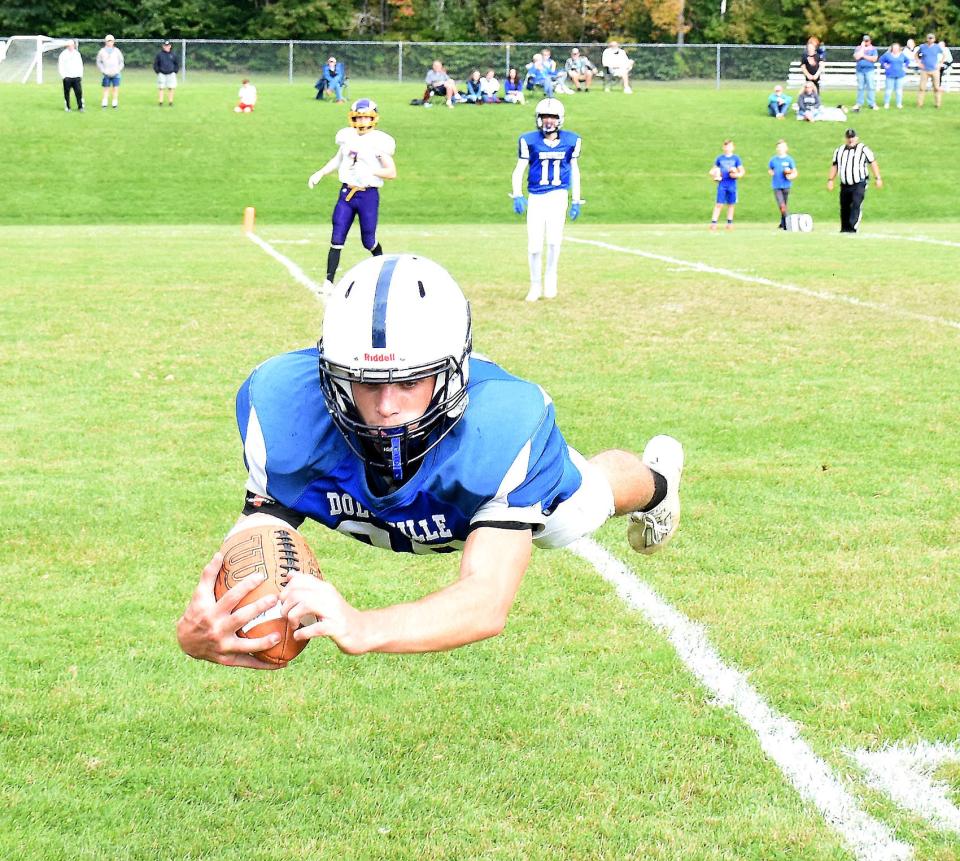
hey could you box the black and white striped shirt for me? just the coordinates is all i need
[831,142,875,185]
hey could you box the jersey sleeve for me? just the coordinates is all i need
[518,135,530,160]
[469,387,579,531]
[334,128,350,147]
[862,145,875,163]
[376,132,397,157]
[570,135,582,159]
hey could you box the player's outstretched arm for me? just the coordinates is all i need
[284,526,532,654]
[176,548,288,670]
[308,152,343,189]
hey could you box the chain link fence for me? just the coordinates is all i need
[14,38,953,88]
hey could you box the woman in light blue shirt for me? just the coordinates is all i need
[879,42,908,109]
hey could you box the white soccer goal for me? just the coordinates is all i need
[0,35,70,84]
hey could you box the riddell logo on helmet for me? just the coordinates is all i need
[364,352,396,362]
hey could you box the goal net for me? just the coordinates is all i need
[0,35,70,83]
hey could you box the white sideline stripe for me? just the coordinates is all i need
[246,233,914,859]
[245,231,326,303]
[569,537,913,861]
[568,237,960,332]
[849,741,960,834]
[861,232,960,249]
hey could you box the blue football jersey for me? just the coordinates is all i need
[236,349,584,554]
[519,130,581,195]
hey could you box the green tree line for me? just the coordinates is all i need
[2,0,956,44]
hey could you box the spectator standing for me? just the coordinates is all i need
[57,39,83,112]
[234,79,257,112]
[851,34,878,111]
[767,84,792,118]
[153,40,179,107]
[423,60,457,109]
[796,81,822,121]
[827,128,882,233]
[479,69,500,103]
[768,139,797,230]
[601,41,634,93]
[879,42,907,109]
[96,34,123,109]
[565,48,597,92]
[503,68,525,104]
[939,41,953,80]
[800,37,823,93]
[903,38,918,71]
[916,33,944,108]
[315,57,346,102]
[709,139,745,231]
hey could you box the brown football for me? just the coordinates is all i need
[213,524,323,665]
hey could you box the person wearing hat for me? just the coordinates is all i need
[153,40,180,107]
[827,128,882,233]
[315,56,346,103]
[95,34,124,109]
[916,33,944,108]
[852,34,879,112]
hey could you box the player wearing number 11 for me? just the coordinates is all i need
[511,98,583,303]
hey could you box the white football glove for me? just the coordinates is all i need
[307,170,325,189]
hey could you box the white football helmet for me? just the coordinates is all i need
[318,254,472,482]
[535,98,564,134]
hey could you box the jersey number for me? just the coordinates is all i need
[539,159,563,187]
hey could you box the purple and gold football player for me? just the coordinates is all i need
[307,98,397,294]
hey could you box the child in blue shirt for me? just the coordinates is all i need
[768,139,798,230]
[709,139,745,231]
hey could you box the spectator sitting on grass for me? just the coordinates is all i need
[423,60,457,109]
[480,69,501,103]
[503,67,525,104]
[465,69,484,103]
[797,80,821,121]
[767,84,792,118]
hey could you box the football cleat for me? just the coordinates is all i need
[525,285,541,302]
[543,279,557,299]
[627,435,684,554]
[320,279,335,297]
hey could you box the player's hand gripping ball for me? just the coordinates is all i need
[709,166,722,182]
[213,525,323,665]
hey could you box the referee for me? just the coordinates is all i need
[827,128,882,233]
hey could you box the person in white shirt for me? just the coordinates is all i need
[601,41,635,93]
[234,79,257,112]
[58,39,83,112]
[306,99,397,293]
[95,34,124,108]
[479,69,501,103]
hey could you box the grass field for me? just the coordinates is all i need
[1,77,959,861]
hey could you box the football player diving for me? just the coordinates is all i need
[511,98,584,302]
[307,98,397,295]
[177,254,685,667]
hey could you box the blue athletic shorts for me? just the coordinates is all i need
[101,74,121,87]
[716,184,737,205]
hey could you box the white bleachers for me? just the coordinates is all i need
[787,60,960,93]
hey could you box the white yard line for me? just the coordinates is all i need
[568,237,960,331]
[245,231,326,303]
[571,537,913,861]
[860,232,960,249]
[247,233,915,861]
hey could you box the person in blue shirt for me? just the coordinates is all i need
[709,139,745,231]
[851,34,879,111]
[524,54,555,98]
[916,33,944,108]
[879,42,908,109]
[175,254,685,666]
[315,56,346,103]
[767,85,792,118]
[511,98,583,301]
[768,139,798,230]
[503,67,525,104]
[465,69,484,103]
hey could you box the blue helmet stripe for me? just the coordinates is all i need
[371,255,399,348]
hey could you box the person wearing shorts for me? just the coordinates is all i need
[710,139,745,230]
[153,40,179,107]
[96,34,123,109]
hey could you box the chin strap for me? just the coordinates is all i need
[383,428,404,482]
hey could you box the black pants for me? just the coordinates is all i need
[839,180,866,233]
[62,77,83,109]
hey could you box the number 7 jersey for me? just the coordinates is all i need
[519,130,582,195]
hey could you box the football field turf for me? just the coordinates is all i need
[1,220,958,860]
